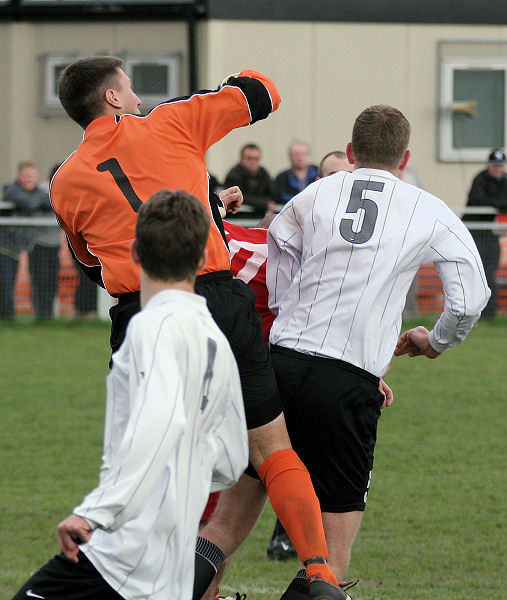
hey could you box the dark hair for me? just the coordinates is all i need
[352,105,410,169]
[240,143,260,157]
[135,189,210,282]
[58,56,123,128]
[318,150,346,178]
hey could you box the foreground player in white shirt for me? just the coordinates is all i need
[267,105,490,598]
[12,190,248,600]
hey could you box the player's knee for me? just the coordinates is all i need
[247,414,292,469]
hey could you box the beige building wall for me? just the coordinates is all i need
[2,17,507,209]
[203,20,507,209]
[0,20,188,185]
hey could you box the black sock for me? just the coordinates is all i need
[193,536,225,600]
[280,570,309,600]
[273,517,286,537]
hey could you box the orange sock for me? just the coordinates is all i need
[305,560,338,587]
[257,449,337,586]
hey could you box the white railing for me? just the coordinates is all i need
[1,206,506,320]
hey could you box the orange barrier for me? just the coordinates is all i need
[13,234,507,316]
[416,233,507,313]
[14,233,79,316]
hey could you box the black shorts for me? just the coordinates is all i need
[109,291,141,355]
[195,271,282,430]
[11,552,123,600]
[271,345,384,512]
[110,273,282,431]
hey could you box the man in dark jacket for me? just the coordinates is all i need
[464,149,507,318]
[224,143,276,219]
[1,161,60,319]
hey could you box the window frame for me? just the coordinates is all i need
[439,55,507,162]
[123,54,180,109]
[38,53,83,116]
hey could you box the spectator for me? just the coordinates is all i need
[224,143,276,218]
[318,151,353,178]
[274,139,318,204]
[464,149,507,319]
[1,161,60,320]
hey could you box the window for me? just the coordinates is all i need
[38,54,82,116]
[439,41,507,162]
[124,55,179,110]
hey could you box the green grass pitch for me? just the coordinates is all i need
[0,316,505,599]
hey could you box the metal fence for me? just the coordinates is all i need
[1,212,506,320]
[0,215,109,320]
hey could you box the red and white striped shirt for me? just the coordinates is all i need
[223,220,274,341]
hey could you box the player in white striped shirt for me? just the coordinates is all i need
[12,190,248,600]
[267,105,490,598]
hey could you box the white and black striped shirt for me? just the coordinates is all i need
[73,290,247,600]
[267,168,490,377]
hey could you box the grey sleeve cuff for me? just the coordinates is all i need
[428,330,449,354]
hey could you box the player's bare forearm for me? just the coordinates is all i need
[57,514,93,563]
[394,326,441,359]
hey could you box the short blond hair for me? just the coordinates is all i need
[17,160,37,173]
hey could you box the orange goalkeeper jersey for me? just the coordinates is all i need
[50,70,281,296]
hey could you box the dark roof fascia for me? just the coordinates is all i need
[0,1,206,22]
[205,0,507,26]
[2,1,506,25]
